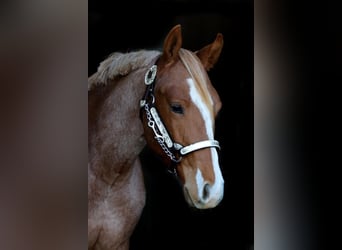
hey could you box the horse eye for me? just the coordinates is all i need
[170,104,184,114]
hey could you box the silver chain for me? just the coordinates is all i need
[144,104,181,163]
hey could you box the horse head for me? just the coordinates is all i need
[141,24,224,209]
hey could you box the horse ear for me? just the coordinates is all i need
[196,33,224,71]
[162,24,182,63]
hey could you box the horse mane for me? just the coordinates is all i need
[88,50,161,91]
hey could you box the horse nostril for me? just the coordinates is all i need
[202,183,211,201]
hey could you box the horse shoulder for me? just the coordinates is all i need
[88,158,145,249]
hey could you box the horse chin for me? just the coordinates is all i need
[183,187,196,207]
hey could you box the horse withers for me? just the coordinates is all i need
[88,24,224,250]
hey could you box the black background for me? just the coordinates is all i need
[89,1,254,249]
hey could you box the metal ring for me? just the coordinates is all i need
[148,121,154,127]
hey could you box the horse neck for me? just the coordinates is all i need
[88,68,148,185]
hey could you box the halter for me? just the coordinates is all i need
[140,65,221,175]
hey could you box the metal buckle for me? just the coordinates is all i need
[144,65,157,85]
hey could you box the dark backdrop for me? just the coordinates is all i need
[89,1,253,249]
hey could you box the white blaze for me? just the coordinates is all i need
[186,78,224,203]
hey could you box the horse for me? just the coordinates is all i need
[88,24,224,250]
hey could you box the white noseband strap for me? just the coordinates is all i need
[174,140,221,156]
